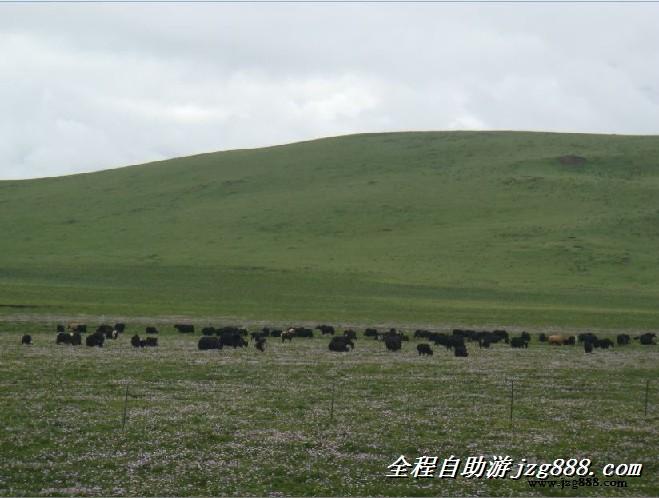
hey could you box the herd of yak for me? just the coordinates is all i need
[18,322,657,357]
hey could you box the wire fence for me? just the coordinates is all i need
[0,377,654,433]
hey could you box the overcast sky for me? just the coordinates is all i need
[1,3,658,179]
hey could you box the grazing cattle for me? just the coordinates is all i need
[635,333,656,345]
[251,331,268,341]
[202,327,216,336]
[215,326,248,337]
[114,323,126,333]
[174,324,195,334]
[493,330,509,344]
[68,323,86,333]
[565,336,576,345]
[105,329,119,339]
[56,324,65,333]
[538,333,547,342]
[97,324,113,335]
[198,336,221,350]
[21,334,32,345]
[255,337,266,352]
[131,334,142,348]
[417,343,433,356]
[71,332,82,346]
[510,337,528,349]
[146,326,159,335]
[446,335,465,350]
[86,333,104,347]
[584,341,594,353]
[479,338,491,349]
[414,329,431,339]
[145,337,158,347]
[364,328,378,338]
[617,334,630,346]
[56,332,72,345]
[384,336,402,352]
[219,332,248,349]
[281,329,295,342]
[578,333,598,344]
[293,327,313,338]
[270,329,282,338]
[548,335,567,345]
[594,338,613,349]
[329,336,354,352]
[429,333,456,349]
[343,329,357,340]
[316,325,335,335]
[454,345,468,357]
[520,331,530,342]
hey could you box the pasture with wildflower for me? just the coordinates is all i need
[1,320,656,496]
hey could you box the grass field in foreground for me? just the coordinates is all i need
[1,131,659,328]
[1,323,657,496]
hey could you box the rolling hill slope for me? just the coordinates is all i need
[1,131,659,328]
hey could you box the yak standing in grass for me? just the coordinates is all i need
[198,336,221,350]
[21,334,32,345]
[329,336,354,352]
[364,328,378,338]
[281,329,295,342]
[584,341,594,353]
[316,325,335,335]
[635,333,656,345]
[595,338,614,349]
[86,332,104,347]
[219,331,248,349]
[132,334,158,348]
[617,334,630,345]
[384,336,402,352]
[255,337,266,352]
[343,329,357,340]
[56,332,72,345]
[510,337,529,349]
[417,343,433,356]
[174,324,195,334]
[454,345,468,357]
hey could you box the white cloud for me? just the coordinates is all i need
[1,4,658,179]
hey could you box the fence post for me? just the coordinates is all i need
[509,379,514,427]
[645,380,650,417]
[122,383,129,430]
[329,383,335,423]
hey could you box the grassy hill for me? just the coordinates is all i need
[1,131,659,328]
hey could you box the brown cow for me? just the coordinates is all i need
[548,335,566,345]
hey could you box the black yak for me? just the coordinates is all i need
[198,336,221,350]
[384,336,402,352]
[86,333,104,347]
[329,336,354,352]
[417,343,433,356]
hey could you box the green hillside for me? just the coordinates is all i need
[2,131,659,328]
